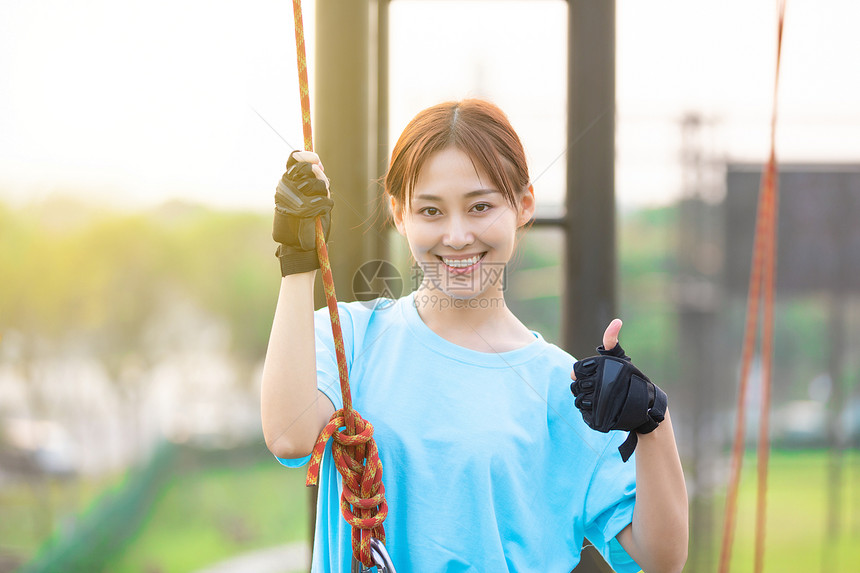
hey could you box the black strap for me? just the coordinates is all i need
[277,246,319,276]
[617,384,668,462]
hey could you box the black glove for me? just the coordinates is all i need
[570,343,667,462]
[273,151,333,276]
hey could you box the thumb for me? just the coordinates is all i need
[603,318,623,351]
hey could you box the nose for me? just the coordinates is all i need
[442,214,474,250]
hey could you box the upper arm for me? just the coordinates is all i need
[266,389,336,460]
[615,523,634,557]
[317,389,336,427]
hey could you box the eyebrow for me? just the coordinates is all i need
[414,189,501,201]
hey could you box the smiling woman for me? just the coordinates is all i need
[260,98,688,572]
[386,101,535,337]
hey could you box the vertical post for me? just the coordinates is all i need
[568,5,619,572]
[315,0,378,301]
[374,0,391,263]
[823,220,847,573]
[565,0,616,359]
[677,114,721,573]
[310,0,385,548]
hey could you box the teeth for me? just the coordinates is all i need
[442,254,482,268]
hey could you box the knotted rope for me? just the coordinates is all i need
[290,0,387,566]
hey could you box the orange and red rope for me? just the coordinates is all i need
[289,2,788,570]
[719,2,786,572]
[290,0,388,567]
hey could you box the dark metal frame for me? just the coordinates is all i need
[313,2,617,571]
[318,0,617,359]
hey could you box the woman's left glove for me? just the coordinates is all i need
[272,150,333,276]
[571,343,668,462]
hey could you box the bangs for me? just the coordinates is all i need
[386,100,530,209]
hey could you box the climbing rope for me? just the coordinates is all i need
[290,0,388,567]
[718,2,786,572]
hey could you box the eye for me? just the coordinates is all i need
[471,202,492,213]
[419,206,441,217]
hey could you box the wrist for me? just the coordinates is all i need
[280,269,316,299]
[636,409,672,438]
[281,268,317,283]
[276,244,320,276]
[634,384,668,435]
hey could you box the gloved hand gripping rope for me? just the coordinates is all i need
[275,1,391,568]
[273,153,333,276]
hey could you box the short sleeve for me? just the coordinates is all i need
[275,451,311,468]
[273,304,356,468]
[583,432,641,573]
[313,305,348,412]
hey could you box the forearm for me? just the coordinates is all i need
[260,271,331,458]
[619,411,689,572]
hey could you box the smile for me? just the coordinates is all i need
[439,253,485,270]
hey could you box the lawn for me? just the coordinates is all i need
[721,449,859,572]
[15,448,858,572]
[0,472,122,568]
[103,459,311,573]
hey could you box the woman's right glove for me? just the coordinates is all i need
[273,151,333,276]
[571,343,668,462]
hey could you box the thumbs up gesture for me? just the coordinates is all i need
[570,319,668,462]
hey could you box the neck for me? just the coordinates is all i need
[412,280,534,353]
[413,280,507,325]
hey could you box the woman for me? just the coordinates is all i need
[261,99,688,572]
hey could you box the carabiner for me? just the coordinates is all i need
[350,537,397,573]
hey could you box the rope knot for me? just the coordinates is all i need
[307,407,388,566]
[292,0,389,563]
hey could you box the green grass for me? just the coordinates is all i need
[14,449,857,572]
[708,449,860,573]
[103,460,310,573]
[0,472,122,566]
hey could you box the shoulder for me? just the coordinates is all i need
[313,295,407,341]
[537,337,576,364]
[528,339,632,460]
[315,295,405,322]
[522,335,576,378]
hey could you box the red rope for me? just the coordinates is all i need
[718,3,785,572]
[292,0,312,152]
[290,0,387,566]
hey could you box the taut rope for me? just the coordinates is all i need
[718,2,786,572]
[290,0,387,567]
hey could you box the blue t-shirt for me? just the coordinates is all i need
[278,293,640,573]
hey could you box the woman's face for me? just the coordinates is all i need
[391,146,534,300]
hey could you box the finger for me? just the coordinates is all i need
[291,150,321,165]
[570,370,577,381]
[310,163,329,182]
[310,164,331,195]
[602,318,623,351]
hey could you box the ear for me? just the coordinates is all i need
[389,195,407,236]
[517,184,536,227]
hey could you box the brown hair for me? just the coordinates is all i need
[385,99,530,209]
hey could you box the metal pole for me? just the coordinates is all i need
[823,221,847,573]
[677,114,721,573]
[311,0,383,548]
[564,0,617,359]
[316,0,377,301]
[375,0,391,264]
[568,5,619,572]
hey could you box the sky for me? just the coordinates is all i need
[1,0,858,212]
